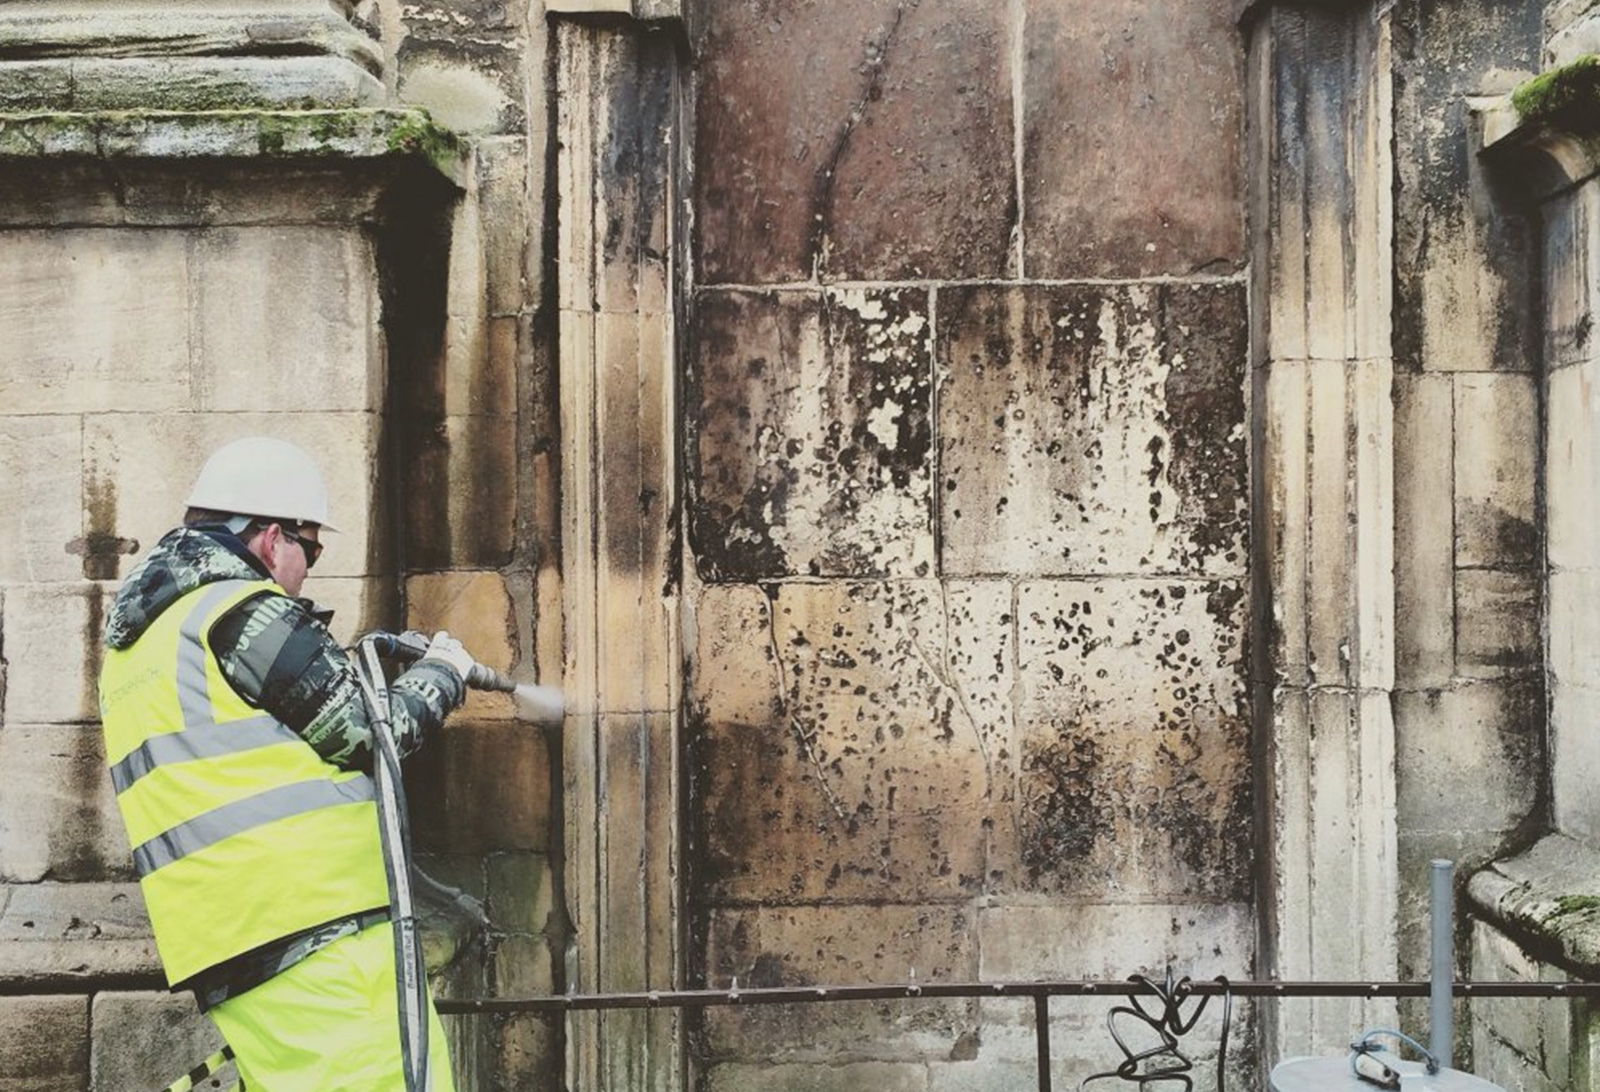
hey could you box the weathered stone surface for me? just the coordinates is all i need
[0,724,128,883]
[1022,0,1244,278]
[1004,579,1249,899]
[1,582,109,725]
[704,1062,928,1092]
[1394,374,1455,687]
[1454,373,1537,568]
[1550,569,1600,687]
[695,581,1003,904]
[487,852,557,937]
[977,901,1250,981]
[83,412,378,581]
[0,229,189,414]
[404,413,519,570]
[1552,681,1600,842]
[192,227,381,413]
[397,32,525,135]
[90,992,225,1092]
[0,415,83,583]
[1548,358,1600,572]
[703,904,974,1062]
[694,0,1014,284]
[1468,834,1600,975]
[0,995,87,1092]
[0,882,160,986]
[1455,568,1540,677]
[690,288,934,581]
[939,283,1247,578]
[405,569,523,720]
[408,721,551,854]
[478,138,531,318]
[1393,681,1543,837]
[1393,0,1540,374]
[1543,181,1599,370]
[1470,922,1577,1090]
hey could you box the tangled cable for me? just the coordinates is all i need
[1079,968,1233,1092]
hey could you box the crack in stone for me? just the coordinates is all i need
[808,1,910,281]
[760,585,848,821]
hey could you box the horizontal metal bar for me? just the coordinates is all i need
[435,978,1600,1015]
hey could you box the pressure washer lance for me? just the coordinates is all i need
[369,630,565,725]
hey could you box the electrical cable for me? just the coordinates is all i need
[1079,969,1232,1092]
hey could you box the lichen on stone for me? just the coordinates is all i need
[1512,54,1600,132]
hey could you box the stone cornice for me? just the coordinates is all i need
[0,108,468,188]
[1477,55,1600,202]
[1469,833,1600,977]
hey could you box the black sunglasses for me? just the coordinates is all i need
[279,525,324,569]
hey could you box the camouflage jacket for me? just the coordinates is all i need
[104,526,464,770]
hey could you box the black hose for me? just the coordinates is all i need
[1080,971,1232,1092]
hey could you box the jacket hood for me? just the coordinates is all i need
[104,527,270,650]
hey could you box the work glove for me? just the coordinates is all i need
[420,630,476,681]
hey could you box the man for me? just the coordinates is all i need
[99,435,469,1092]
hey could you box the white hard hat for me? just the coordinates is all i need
[186,436,339,532]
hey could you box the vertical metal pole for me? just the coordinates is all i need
[1430,859,1454,1069]
[1035,994,1053,1092]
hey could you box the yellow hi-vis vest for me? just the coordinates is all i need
[99,578,390,986]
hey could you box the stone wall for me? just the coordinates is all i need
[685,2,1255,1087]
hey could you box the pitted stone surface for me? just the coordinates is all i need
[1006,578,1249,899]
[938,282,1247,578]
[690,288,934,581]
[695,581,1006,903]
[1021,0,1245,278]
[694,0,1015,283]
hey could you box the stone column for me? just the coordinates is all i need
[553,7,685,1091]
[1247,1,1399,1059]
[0,1,383,110]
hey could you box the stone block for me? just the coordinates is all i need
[397,39,524,135]
[1551,570,1600,689]
[407,720,551,854]
[1544,181,1600,371]
[1,582,109,725]
[83,412,379,580]
[1021,0,1244,278]
[1548,359,1600,572]
[0,229,189,414]
[405,570,523,720]
[0,416,84,583]
[1472,921,1571,1090]
[402,413,519,570]
[487,852,556,936]
[90,992,226,1092]
[0,995,87,1092]
[1454,374,1537,569]
[690,289,934,581]
[1552,682,1600,841]
[694,0,1012,284]
[0,883,160,987]
[939,283,1248,578]
[1393,682,1543,836]
[478,139,531,318]
[1455,569,1540,678]
[1003,579,1250,899]
[191,227,381,413]
[977,900,1251,983]
[695,581,1001,903]
[703,904,974,1063]
[1394,374,1455,687]
[0,724,130,883]
[704,1062,928,1092]
[491,933,555,996]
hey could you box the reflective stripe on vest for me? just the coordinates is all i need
[99,576,391,986]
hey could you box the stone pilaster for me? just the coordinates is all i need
[554,12,685,1092]
[1248,1,1399,1060]
[0,2,383,111]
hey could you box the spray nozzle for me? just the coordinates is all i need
[362,630,565,725]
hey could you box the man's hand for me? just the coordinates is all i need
[420,630,476,681]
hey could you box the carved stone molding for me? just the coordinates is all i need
[0,4,384,111]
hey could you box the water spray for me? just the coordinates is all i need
[367,630,565,725]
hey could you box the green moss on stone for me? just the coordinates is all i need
[384,111,465,180]
[1549,894,1600,919]
[1513,55,1600,132]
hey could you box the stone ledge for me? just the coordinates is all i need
[0,108,468,188]
[1467,833,1600,976]
[1477,58,1600,202]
